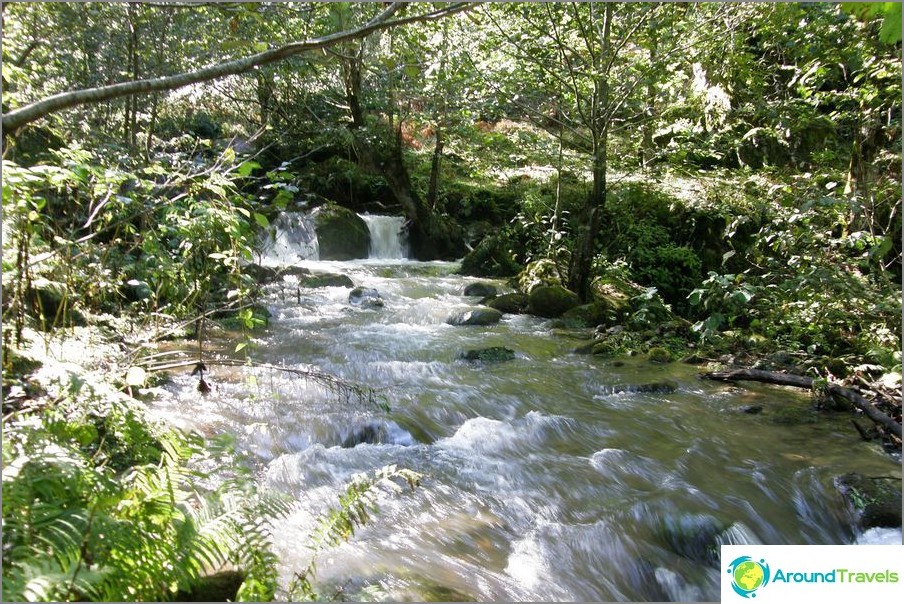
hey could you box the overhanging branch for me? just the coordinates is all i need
[2,2,474,133]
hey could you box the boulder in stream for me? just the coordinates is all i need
[528,285,580,318]
[298,272,354,288]
[463,282,498,298]
[349,286,384,308]
[311,202,370,260]
[460,347,516,363]
[486,293,529,314]
[558,302,620,328]
[446,308,503,326]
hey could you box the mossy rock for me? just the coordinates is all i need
[518,258,564,294]
[528,285,580,318]
[463,282,498,298]
[647,347,672,364]
[299,272,354,288]
[486,293,529,314]
[460,347,516,363]
[560,302,620,328]
[311,202,370,260]
[446,308,503,326]
[835,473,902,530]
[458,235,521,277]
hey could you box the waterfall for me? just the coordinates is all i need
[361,214,408,259]
[259,212,319,264]
[259,212,409,263]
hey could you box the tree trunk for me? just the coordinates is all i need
[427,125,443,210]
[341,45,463,261]
[568,2,611,302]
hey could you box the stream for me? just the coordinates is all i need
[153,215,902,601]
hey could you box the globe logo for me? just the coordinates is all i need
[727,556,771,598]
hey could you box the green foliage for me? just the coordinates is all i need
[602,184,703,310]
[1,143,268,337]
[287,465,422,601]
[841,2,903,44]
[1,372,289,602]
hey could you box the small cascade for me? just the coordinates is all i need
[260,212,319,264]
[361,214,408,259]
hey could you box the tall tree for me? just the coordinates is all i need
[480,2,701,300]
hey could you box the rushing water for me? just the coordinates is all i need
[153,215,902,601]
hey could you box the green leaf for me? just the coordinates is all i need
[237,160,261,178]
[253,212,269,228]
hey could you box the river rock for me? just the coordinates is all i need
[560,302,619,328]
[446,308,503,326]
[486,293,529,314]
[281,266,313,279]
[613,381,678,395]
[298,272,354,288]
[460,347,516,363]
[657,513,730,565]
[835,472,902,530]
[342,423,389,447]
[349,286,384,308]
[463,282,497,298]
[528,285,580,318]
[517,258,564,293]
[311,202,370,260]
[241,263,280,284]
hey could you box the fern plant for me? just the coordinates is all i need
[287,465,423,602]
[1,372,290,602]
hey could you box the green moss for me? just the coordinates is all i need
[528,285,580,318]
[647,347,672,364]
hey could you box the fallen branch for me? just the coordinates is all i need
[701,368,902,440]
[140,356,382,409]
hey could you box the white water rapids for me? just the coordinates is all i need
[151,214,902,601]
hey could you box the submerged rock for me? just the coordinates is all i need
[460,347,516,363]
[657,513,730,566]
[486,293,529,314]
[463,282,498,298]
[342,423,389,448]
[613,381,678,395]
[349,286,384,308]
[446,308,503,326]
[298,272,354,288]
